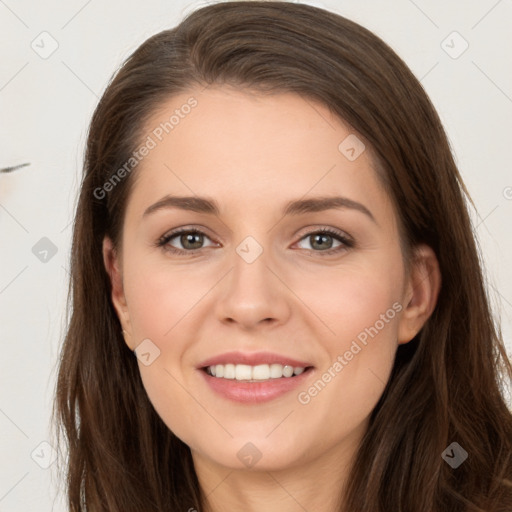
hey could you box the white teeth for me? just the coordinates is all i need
[252,364,270,380]
[235,364,252,380]
[282,365,294,377]
[223,364,236,379]
[205,363,307,380]
[269,363,283,378]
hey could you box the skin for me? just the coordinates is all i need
[103,86,441,512]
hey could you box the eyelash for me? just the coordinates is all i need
[155,226,354,257]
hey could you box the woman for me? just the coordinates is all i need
[52,1,512,510]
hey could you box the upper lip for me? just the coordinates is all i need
[198,351,313,369]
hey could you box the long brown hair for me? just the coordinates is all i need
[52,2,512,510]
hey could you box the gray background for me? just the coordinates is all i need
[1,0,511,510]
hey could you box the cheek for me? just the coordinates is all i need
[135,362,205,455]
[292,257,403,419]
[121,253,206,444]
[122,250,211,344]
[292,251,404,354]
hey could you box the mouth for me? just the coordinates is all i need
[202,363,313,381]
[197,352,315,403]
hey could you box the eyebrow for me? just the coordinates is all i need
[143,194,377,224]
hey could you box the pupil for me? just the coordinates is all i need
[183,233,202,249]
[312,234,332,250]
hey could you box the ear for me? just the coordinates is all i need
[102,236,134,350]
[397,244,441,345]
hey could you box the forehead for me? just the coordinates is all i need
[126,86,388,221]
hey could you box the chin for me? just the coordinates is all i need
[191,434,310,472]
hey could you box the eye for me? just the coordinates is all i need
[294,227,354,256]
[156,228,217,254]
[155,226,354,256]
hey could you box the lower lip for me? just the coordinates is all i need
[199,367,314,403]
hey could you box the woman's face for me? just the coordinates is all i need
[103,86,438,473]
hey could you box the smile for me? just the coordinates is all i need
[204,363,306,380]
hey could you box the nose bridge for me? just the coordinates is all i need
[230,232,275,301]
[213,229,290,327]
[234,234,270,285]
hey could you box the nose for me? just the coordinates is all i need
[213,241,291,330]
